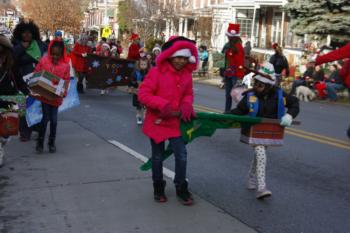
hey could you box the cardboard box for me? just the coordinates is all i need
[0,112,19,137]
[28,71,68,100]
[240,123,284,146]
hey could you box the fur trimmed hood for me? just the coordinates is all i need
[156,36,198,71]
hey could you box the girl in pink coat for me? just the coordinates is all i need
[33,39,70,154]
[138,36,198,205]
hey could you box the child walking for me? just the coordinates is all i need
[130,57,150,125]
[229,62,299,199]
[138,36,198,205]
[34,39,70,153]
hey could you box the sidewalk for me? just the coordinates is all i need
[0,120,257,233]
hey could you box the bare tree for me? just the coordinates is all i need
[20,0,84,35]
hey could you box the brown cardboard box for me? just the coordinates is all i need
[28,71,68,100]
[240,123,284,146]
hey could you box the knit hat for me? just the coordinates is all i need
[156,36,198,69]
[55,31,63,37]
[226,23,240,37]
[0,34,13,49]
[152,45,161,53]
[253,62,276,85]
[130,33,139,41]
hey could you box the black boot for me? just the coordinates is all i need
[77,83,84,94]
[153,180,167,202]
[48,137,56,153]
[36,137,44,154]
[176,181,193,205]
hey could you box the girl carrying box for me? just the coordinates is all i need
[33,39,70,153]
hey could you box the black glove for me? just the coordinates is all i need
[0,100,16,109]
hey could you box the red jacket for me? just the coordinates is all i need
[34,40,70,107]
[225,42,245,79]
[127,43,141,60]
[138,38,198,143]
[72,43,91,72]
[316,42,350,88]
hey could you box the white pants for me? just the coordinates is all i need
[248,145,267,191]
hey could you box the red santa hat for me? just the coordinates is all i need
[226,23,240,37]
[130,33,139,41]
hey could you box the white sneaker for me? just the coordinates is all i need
[256,189,272,199]
[136,117,143,125]
[246,176,257,190]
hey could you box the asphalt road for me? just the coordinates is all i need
[61,83,350,233]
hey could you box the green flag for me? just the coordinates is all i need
[140,112,265,171]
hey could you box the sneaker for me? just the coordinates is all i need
[246,177,257,190]
[256,189,272,200]
[136,117,143,125]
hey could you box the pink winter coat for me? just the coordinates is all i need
[138,37,198,143]
[34,40,70,107]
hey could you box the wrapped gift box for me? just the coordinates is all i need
[28,71,68,100]
[240,123,284,146]
[0,112,19,137]
[0,94,26,116]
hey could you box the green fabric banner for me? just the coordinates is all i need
[140,112,264,171]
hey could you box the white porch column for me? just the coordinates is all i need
[184,18,188,37]
[280,10,285,46]
[251,6,257,46]
[179,18,184,36]
[170,19,175,35]
[165,19,170,40]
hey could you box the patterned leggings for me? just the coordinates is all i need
[248,145,267,191]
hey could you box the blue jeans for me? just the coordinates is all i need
[224,76,237,112]
[326,83,344,100]
[39,103,58,139]
[151,137,187,185]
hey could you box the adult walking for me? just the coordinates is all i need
[269,43,289,86]
[12,20,47,142]
[72,33,92,94]
[0,35,30,166]
[222,23,245,113]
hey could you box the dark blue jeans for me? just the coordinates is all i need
[39,103,58,139]
[224,76,237,112]
[151,137,187,185]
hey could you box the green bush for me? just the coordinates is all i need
[212,51,225,68]
[145,38,165,52]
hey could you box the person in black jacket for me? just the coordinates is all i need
[12,20,47,142]
[269,43,289,86]
[230,62,299,200]
[0,34,30,167]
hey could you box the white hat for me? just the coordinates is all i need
[171,48,196,63]
[254,62,276,85]
[152,46,161,53]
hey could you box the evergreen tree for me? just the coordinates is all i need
[286,0,350,44]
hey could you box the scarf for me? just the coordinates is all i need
[26,40,41,61]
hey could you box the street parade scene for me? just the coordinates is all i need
[0,0,350,232]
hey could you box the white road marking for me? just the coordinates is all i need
[108,139,175,180]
